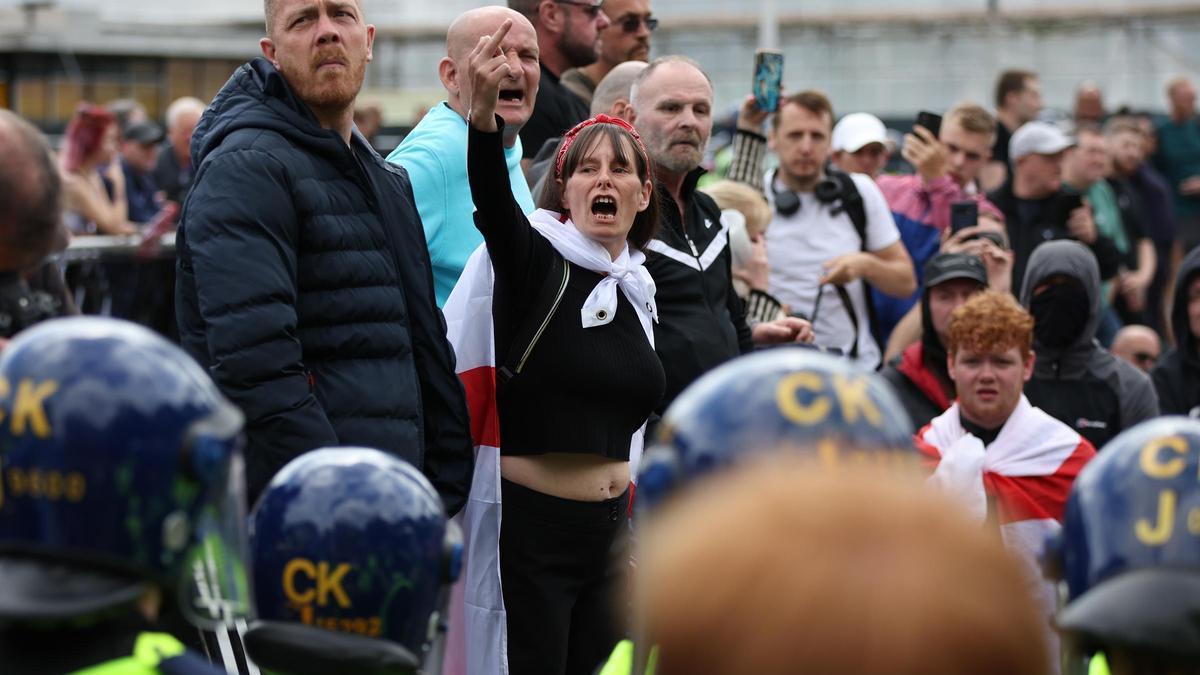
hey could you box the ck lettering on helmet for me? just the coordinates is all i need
[775,372,883,428]
[1133,435,1200,546]
[0,377,59,438]
[283,558,353,608]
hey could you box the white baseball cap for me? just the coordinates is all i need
[832,113,889,153]
[1009,121,1075,160]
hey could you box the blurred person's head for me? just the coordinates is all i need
[1109,325,1160,372]
[946,290,1036,430]
[769,90,834,191]
[994,69,1043,125]
[1010,121,1074,199]
[830,112,889,178]
[638,461,1050,675]
[1167,76,1196,121]
[629,56,713,179]
[60,103,118,173]
[508,0,610,75]
[442,7,539,147]
[1104,117,1146,177]
[353,103,382,140]
[1064,124,1108,188]
[165,96,206,165]
[1135,113,1159,157]
[104,98,148,140]
[922,253,989,350]
[590,60,647,119]
[0,110,64,272]
[260,0,376,125]
[1074,82,1105,125]
[592,0,653,70]
[941,102,996,188]
[119,120,164,173]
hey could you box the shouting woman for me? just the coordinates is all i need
[465,20,665,675]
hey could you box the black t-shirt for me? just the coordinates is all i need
[960,415,1002,447]
[519,64,591,160]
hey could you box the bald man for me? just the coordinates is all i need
[1110,324,1161,373]
[387,7,540,305]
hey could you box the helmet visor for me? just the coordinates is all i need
[176,410,254,630]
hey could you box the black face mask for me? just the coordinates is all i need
[1030,281,1091,350]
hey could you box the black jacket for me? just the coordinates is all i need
[176,59,473,512]
[1019,240,1159,450]
[1152,247,1200,416]
[646,171,754,411]
[987,180,1120,296]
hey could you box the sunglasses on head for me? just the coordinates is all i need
[617,14,658,33]
[556,0,605,18]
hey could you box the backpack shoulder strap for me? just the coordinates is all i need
[828,170,868,250]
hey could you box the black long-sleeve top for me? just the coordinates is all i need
[467,119,665,458]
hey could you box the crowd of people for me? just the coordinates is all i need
[1,0,1199,673]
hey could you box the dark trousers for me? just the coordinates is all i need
[500,478,627,675]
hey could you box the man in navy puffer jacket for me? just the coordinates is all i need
[176,0,472,512]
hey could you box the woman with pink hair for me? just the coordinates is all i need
[59,103,136,236]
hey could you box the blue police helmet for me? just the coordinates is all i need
[249,447,462,669]
[0,317,249,626]
[1051,416,1200,657]
[636,347,916,513]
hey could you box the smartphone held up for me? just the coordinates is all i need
[753,49,784,113]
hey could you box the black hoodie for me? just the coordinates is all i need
[175,59,473,511]
[1152,247,1200,416]
[1019,240,1159,450]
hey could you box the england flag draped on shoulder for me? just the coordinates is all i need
[442,243,508,675]
[916,395,1095,670]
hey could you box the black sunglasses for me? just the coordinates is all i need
[617,14,658,33]
[556,0,604,18]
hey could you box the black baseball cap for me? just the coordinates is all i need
[923,252,988,289]
[122,120,164,145]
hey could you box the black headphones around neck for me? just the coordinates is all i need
[770,168,856,218]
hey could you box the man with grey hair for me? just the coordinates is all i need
[177,0,473,510]
[153,96,206,203]
[0,110,73,345]
[628,56,811,412]
[388,6,540,305]
[509,0,610,162]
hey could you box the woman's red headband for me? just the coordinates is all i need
[554,114,650,180]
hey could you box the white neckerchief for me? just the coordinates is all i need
[528,209,657,347]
